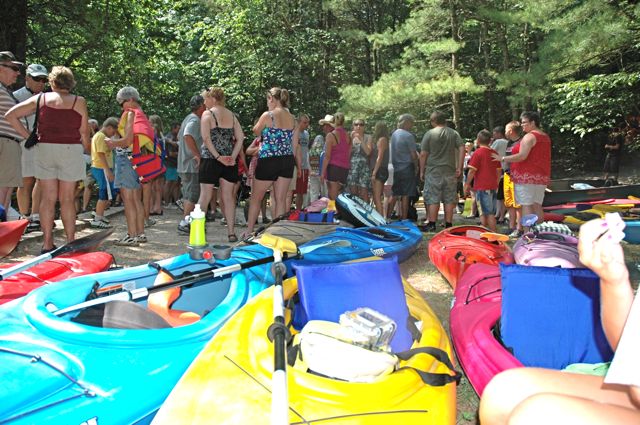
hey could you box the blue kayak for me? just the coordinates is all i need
[0,221,420,424]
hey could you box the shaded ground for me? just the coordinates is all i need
[5,204,640,425]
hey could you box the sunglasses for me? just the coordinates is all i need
[354,123,364,127]
[0,64,20,72]
[32,76,48,83]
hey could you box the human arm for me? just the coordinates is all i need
[361,134,373,156]
[321,132,335,180]
[252,112,268,137]
[96,152,114,181]
[4,95,38,139]
[292,128,302,177]
[456,145,465,178]
[106,111,134,149]
[224,116,245,166]
[246,138,260,156]
[578,218,634,350]
[496,133,536,163]
[372,137,387,178]
[464,167,477,195]
[76,97,91,152]
[183,134,201,168]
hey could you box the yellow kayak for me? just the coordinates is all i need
[153,259,458,424]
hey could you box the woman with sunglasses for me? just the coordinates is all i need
[6,66,90,254]
[346,119,372,202]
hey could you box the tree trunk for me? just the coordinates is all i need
[449,0,461,130]
[1,2,27,61]
[481,21,495,130]
[523,22,533,111]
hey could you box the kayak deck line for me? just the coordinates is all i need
[0,347,96,425]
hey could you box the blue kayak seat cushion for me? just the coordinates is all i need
[292,256,413,352]
[500,263,614,369]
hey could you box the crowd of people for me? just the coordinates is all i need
[1,50,554,252]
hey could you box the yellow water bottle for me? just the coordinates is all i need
[189,204,206,246]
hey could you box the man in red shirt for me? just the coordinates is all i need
[464,129,501,231]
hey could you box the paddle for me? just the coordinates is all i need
[0,229,113,281]
[259,234,297,425]
[52,238,351,316]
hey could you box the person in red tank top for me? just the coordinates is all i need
[6,66,90,254]
[493,111,551,224]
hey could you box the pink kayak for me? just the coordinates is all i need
[0,252,115,305]
[450,263,522,395]
[513,232,582,268]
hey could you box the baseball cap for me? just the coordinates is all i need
[0,51,24,67]
[189,94,204,109]
[26,64,48,77]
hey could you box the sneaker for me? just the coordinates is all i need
[175,199,184,212]
[262,217,271,224]
[90,219,112,229]
[134,234,148,243]
[91,211,110,224]
[26,219,41,233]
[115,235,139,246]
[220,217,227,225]
[509,229,524,238]
[206,211,216,222]
[177,223,190,234]
[145,218,157,227]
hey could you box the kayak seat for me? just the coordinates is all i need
[293,256,413,352]
[500,264,614,369]
[71,301,171,329]
[147,269,200,327]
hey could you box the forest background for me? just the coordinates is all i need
[3,0,639,176]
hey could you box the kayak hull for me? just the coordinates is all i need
[0,219,28,258]
[428,225,513,288]
[513,232,582,268]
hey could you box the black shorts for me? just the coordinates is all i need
[326,164,349,185]
[254,155,295,181]
[497,175,505,200]
[198,158,239,186]
[374,167,389,183]
[603,154,620,174]
[392,165,417,197]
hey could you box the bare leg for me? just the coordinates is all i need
[0,187,10,210]
[17,176,35,215]
[58,180,78,243]
[480,368,639,425]
[443,203,456,224]
[142,181,152,220]
[219,178,237,237]
[273,178,292,218]
[196,183,215,216]
[372,179,383,215]
[358,186,369,203]
[38,179,59,250]
[327,181,341,200]
[399,195,409,220]
[428,203,439,223]
[246,179,272,234]
[132,188,144,236]
[120,188,138,237]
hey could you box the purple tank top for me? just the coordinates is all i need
[329,127,350,169]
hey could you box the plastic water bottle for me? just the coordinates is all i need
[189,204,206,246]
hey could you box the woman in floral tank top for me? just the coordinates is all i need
[494,111,551,224]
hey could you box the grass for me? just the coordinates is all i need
[399,218,640,425]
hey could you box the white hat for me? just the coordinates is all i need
[318,114,335,127]
[26,64,48,77]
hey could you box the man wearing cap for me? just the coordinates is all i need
[0,51,24,211]
[176,94,206,233]
[13,63,48,230]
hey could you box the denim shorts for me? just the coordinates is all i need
[114,153,141,190]
[476,189,497,216]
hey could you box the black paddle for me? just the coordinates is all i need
[0,229,113,281]
[52,238,351,316]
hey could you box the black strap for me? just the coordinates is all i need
[32,93,41,131]
[394,346,462,386]
[210,109,219,128]
[268,111,275,127]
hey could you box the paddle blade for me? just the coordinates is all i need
[259,234,298,255]
[52,229,113,257]
[480,232,509,242]
[521,214,538,227]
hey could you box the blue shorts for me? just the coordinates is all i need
[476,189,497,216]
[114,153,141,190]
[91,167,118,200]
[165,166,178,181]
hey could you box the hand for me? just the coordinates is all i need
[455,168,462,178]
[193,156,201,168]
[297,168,302,178]
[463,183,470,196]
[221,156,235,166]
[578,218,629,285]
[106,170,114,182]
[491,153,501,162]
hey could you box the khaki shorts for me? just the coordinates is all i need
[34,143,85,182]
[20,140,36,178]
[0,137,22,187]
[514,183,546,206]
[423,171,458,205]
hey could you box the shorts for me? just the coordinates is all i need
[503,173,520,208]
[514,183,546,206]
[423,170,458,205]
[91,167,118,200]
[34,143,85,182]
[199,157,238,186]
[603,154,620,174]
[392,165,417,197]
[374,167,389,183]
[289,166,298,191]
[295,168,309,194]
[20,140,36,178]
[179,172,200,203]
[476,189,497,216]
[165,166,179,182]
[326,164,349,185]
[255,155,295,182]
[496,175,505,200]
[0,138,22,187]
[114,153,141,190]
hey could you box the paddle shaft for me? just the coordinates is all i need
[271,250,289,425]
[0,252,53,280]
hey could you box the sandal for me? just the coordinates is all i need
[228,234,238,243]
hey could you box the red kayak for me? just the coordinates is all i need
[0,252,114,305]
[428,225,513,288]
[0,219,28,258]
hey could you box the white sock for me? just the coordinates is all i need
[31,213,39,220]
[180,219,188,226]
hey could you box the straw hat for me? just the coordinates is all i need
[318,114,335,127]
